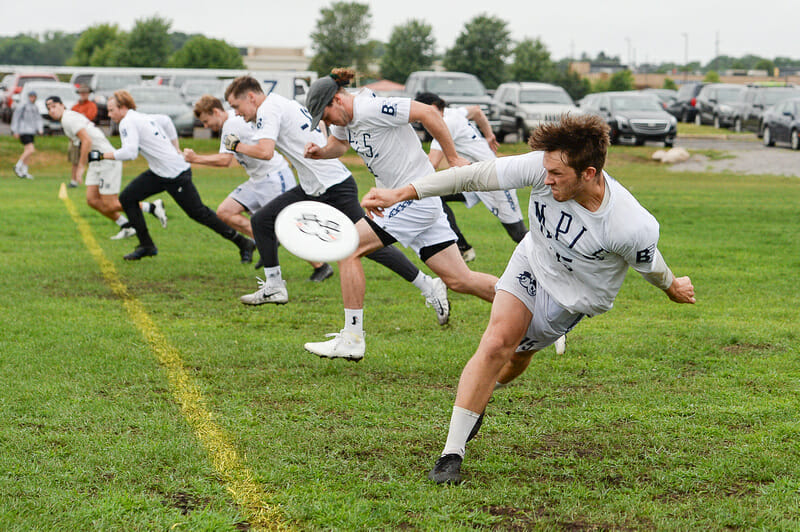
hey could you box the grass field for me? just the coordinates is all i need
[1,135,799,530]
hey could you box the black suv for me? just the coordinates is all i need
[693,83,746,128]
[729,84,800,134]
[665,82,706,123]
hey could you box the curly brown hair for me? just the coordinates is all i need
[330,68,356,91]
[528,114,610,176]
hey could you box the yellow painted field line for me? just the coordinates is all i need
[59,184,291,531]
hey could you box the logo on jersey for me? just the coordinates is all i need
[636,244,656,264]
[380,102,397,117]
[516,271,537,296]
[295,213,343,243]
[256,117,263,129]
[120,128,127,138]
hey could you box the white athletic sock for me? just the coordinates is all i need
[115,215,129,227]
[140,201,152,213]
[343,309,364,336]
[263,266,282,285]
[442,405,481,458]
[411,271,433,295]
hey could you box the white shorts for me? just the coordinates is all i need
[85,159,123,195]
[229,167,297,213]
[370,196,456,254]
[462,190,524,224]
[496,242,584,352]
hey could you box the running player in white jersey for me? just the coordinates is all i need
[98,90,255,262]
[415,92,527,261]
[223,76,450,345]
[183,95,332,279]
[45,95,165,240]
[361,114,696,484]
[302,68,498,360]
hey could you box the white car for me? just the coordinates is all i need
[493,82,580,142]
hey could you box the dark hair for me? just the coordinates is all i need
[330,68,355,92]
[45,95,63,105]
[225,76,263,100]
[528,114,610,176]
[193,95,225,118]
[414,92,446,110]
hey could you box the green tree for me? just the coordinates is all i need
[662,77,677,90]
[607,69,634,91]
[508,38,555,81]
[704,70,720,82]
[443,14,511,89]
[0,34,42,65]
[380,19,436,83]
[68,24,120,66]
[309,2,372,76]
[754,59,775,73]
[551,69,590,101]
[168,35,244,68]
[38,31,79,65]
[113,15,172,67]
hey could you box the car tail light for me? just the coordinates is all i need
[690,97,696,107]
[13,87,22,94]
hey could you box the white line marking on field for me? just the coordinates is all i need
[59,184,291,531]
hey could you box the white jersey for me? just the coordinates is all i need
[330,89,434,189]
[149,114,178,141]
[220,110,289,180]
[431,107,495,163]
[251,93,350,196]
[61,110,115,153]
[114,110,190,178]
[496,151,662,316]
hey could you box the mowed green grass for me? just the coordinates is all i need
[1,135,799,530]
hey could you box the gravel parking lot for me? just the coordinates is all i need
[670,136,800,178]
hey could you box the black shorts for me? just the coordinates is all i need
[19,134,34,145]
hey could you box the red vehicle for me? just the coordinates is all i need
[1,72,58,123]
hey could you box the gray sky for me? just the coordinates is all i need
[4,0,797,66]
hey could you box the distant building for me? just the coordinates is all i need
[244,47,310,71]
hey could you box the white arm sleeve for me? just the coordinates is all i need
[412,159,500,199]
[639,249,675,290]
[113,119,140,161]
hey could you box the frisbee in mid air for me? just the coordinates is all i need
[275,201,359,262]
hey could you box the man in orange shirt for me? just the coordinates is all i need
[68,86,98,187]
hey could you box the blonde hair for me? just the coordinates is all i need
[194,95,225,118]
[111,89,136,110]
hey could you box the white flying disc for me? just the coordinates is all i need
[275,201,359,262]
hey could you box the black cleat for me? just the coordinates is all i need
[308,263,334,282]
[428,453,463,484]
[124,245,158,261]
[238,237,256,264]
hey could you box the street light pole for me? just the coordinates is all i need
[681,33,688,81]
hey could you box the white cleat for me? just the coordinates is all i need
[110,226,137,240]
[239,278,288,305]
[554,335,566,355]
[425,278,450,326]
[304,330,365,361]
[461,247,476,263]
[152,199,168,228]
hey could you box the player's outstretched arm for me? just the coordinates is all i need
[304,136,349,160]
[664,276,695,304]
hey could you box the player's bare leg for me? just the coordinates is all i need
[424,244,497,302]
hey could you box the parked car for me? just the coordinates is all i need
[68,72,94,90]
[639,88,677,110]
[88,72,144,123]
[761,97,800,150]
[19,81,79,134]
[119,85,195,137]
[492,82,579,142]
[665,82,706,123]
[693,83,746,128]
[729,85,800,134]
[180,78,229,107]
[1,72,58,123]
[580,91,677,146]
[403,71,497,138]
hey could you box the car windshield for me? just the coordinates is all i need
[764,88,800,106]
[716,87,745,103]
[611,96,663,112]
[96,75,142,90]
[28,85,75,100]
[519,89,572,105]
[183,80,225,98]
[20,76,55,86]
[129,89,185,105]
[425,77,485,97]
